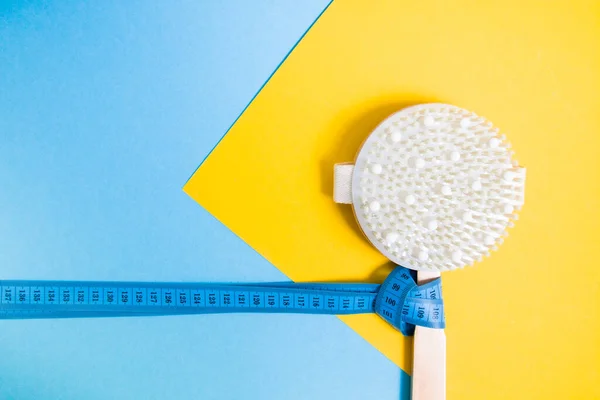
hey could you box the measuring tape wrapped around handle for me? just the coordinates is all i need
[374,266,445,335]
[0,266,444,335]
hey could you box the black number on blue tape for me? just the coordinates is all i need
[296,294,306,308]
[267,293,276,307]
[105,288,116,305]
[135,290,145,304]
[342,297,350,310]
[222,292,232,307]
[119,289,130,305]
[251,293,263,307]
[281,294,291,308]
[61,288,72,304]
[355,296,365,310]
[149,290,159,305]
[18,288,27,304]
[193,291,204,307]
[33,289,41,303]
[311,295,322,309]
[91,289,101,304]
[76,288,86,304]
[47,288,57,304]
[235,292,247,307]
[164,291,173,305]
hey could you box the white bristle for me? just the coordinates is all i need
[368,200,381,212]
[370,163,383,174]
[385,231,399,244]
[388,130,403,143]
[448,150,461,162]
[351,103,525,271]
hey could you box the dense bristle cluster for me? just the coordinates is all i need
[352,104,525,271]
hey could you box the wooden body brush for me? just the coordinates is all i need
[334,103,525,399]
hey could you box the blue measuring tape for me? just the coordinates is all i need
[0,266,444,335]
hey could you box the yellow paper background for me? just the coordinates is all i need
[185,1,600,398]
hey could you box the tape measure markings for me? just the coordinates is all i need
[1,267,445,333]
[1,281,377,315]
[375,268,445,335]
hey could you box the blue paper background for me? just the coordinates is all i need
[0,1,408,398]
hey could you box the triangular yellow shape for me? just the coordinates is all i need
[185,1,600,398]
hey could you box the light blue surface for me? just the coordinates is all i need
[0,1,409,399]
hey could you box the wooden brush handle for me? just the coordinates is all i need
[412,271,446,400]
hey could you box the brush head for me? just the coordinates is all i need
[349,103,525,271]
